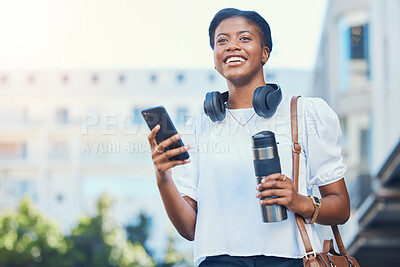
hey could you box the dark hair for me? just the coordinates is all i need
[208,8,272,53]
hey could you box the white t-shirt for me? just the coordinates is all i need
[174,94,347,267]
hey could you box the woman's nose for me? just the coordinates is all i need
[226,40,241,51]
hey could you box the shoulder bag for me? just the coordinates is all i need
[290,96,360,267]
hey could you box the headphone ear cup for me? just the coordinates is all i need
[204,91,227,122]
[253,84,282,118]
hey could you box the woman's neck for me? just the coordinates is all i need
[226,78,266,109]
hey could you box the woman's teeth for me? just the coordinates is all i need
[226,57,245,63]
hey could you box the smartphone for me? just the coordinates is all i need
[141,106,190,161]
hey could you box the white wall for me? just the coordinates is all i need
[370,0,400,174]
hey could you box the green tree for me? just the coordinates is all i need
[0,196,68,267]
[125,212,150,249]
[66,193,155,267]
[125,213,193,267]
[160,232,192,267]
[0,194,190,267]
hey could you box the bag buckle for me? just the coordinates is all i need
[292,142,301,154]
[303,250,316,259]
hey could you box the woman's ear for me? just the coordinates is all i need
[262,46,270,65]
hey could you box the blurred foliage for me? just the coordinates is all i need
[125,213,192,267]
[0,197,68,267]
[160,232,192,267]
[0,194,191,267]
[125,212,150,249]
[65,193,155,267]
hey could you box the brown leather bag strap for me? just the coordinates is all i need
[291,96,302,191]
[291,96,350,258]
[332,225,348,255]
[290,96,315,256]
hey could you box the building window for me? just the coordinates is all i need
[359,128,371,173]
[150,74,157,84]
[49,140,69,160]
[350,25,367,59]
[11,180,37,199]
[27,75,35,84]
[57,194,64,203]
[176,107,188,125]
[55,108,69,124]
[22,143,27,159]
[338,14,370,92]
[0,108,27,124]
[1,75,7,84]
[62,75,69,84]
[92,74,99,84]
[267,71,276,80]
[208,74,216,83]
[0,142,27,160]
[132,107,143,124]
[119,74,125,84]
[177,73,185,83]
[23,108,28,124]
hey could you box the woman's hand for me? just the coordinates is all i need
[147,124,191,184]
[256,173,313,218]
[147,124,196,240]
[256,173,350,225]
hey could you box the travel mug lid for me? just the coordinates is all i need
[251,131,277,148]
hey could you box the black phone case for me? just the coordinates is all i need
[141,106,190,161]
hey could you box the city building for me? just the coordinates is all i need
[312,0,400,265]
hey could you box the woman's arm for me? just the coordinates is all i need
[148,125,197,240]
[157,179,198,240]
[256,174,350,225]
[315,178,350,225]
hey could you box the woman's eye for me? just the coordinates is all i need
[217,38,228,44]
[240,36,251,41]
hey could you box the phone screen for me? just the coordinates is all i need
[141,106,189,161]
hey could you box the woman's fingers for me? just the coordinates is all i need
[148,124,191,172]
[256,188,286,199]
[255,173,311,215]
[157,133,182,152]
[257,180,286,191]
[153,144,190,163]
[148,124,161,148]
[256,173,292,202]
[259,196,286,206]
[147,125,191,184]
[256,186,296,207]
[256,173,289,191]
[161,144,191,161]
[262,173,286,182]
[254,173,302,210]
[148,124,183,157]
[152,134,189,160]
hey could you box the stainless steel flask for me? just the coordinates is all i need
[252,131,288,222]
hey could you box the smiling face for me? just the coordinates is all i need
[213,16,269,85]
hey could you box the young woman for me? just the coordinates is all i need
[147,8,350,267]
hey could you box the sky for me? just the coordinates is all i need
[0,0,327,70]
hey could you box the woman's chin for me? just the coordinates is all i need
[223,71,249,82]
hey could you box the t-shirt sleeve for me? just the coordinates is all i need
[301,97,347,188]
[172,116,200,201]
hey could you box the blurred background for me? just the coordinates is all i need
[0,0,399,266]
